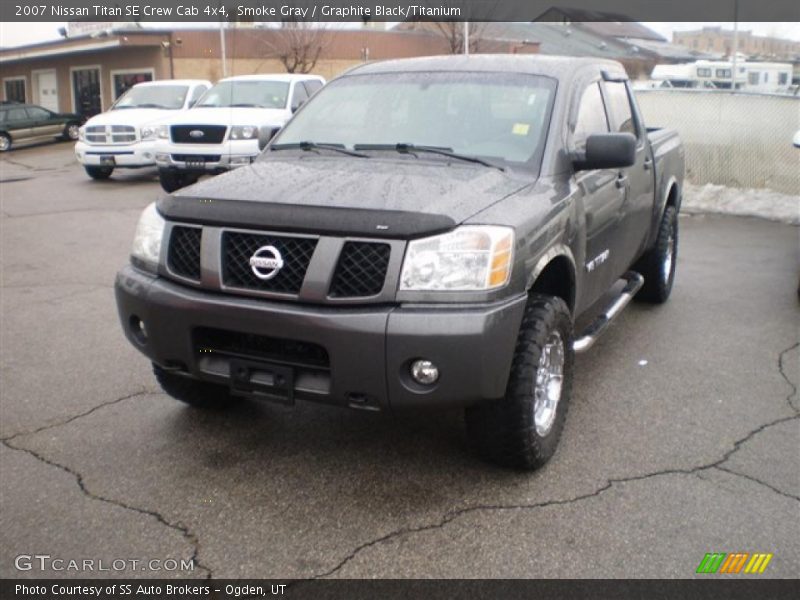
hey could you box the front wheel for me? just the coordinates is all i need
[84,165,113,180]
[466,294,574,470]
[634,205,678,303]
[159,170,199,193]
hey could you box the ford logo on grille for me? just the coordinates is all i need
[249,245,284,280]
[189,129,205,138]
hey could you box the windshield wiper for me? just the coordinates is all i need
[229,103,261,108]
[270,141,369,158]
[354,143,505,172]
[135,103,171,109]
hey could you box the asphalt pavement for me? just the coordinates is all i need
[1,142,798,579]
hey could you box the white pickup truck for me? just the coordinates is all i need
[75,79,211,180]
[153,74,325,192]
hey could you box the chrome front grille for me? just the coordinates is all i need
[84,125,137,145]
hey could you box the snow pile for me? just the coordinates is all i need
[681,183,799,225]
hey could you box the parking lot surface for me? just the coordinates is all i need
[1,142,798,579]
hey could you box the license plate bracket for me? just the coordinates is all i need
[229,359,294,405]
[99,155,116,166]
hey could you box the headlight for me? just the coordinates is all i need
[156,124,169,139]
[230,125,258,140]
[140,126,157,140]
[78,126,85,141]
[130,203,166,272]
[400,226,514,291]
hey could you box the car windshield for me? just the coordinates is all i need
[273,71,557,166]
[196,80,290,109]
[112,85,189,110]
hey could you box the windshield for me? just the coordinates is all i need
[112,85,189,110]
[273,72,556,166]
[196,80,290,109]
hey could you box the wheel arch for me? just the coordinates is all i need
[526,247,577,315]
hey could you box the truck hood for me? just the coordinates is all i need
[164,106,289,127]
[159,156,533,238]
[85,109,177,128]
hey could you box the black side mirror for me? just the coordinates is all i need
[257,126,279,151]
[573,133,637,171]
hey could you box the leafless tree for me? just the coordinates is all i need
[250,22,333,74]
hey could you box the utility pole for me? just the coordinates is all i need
[463,21,469,56]
[731,0,739,90]
[219,19,228,77]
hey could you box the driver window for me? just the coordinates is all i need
[573,82,609,151]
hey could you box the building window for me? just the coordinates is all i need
[697,68,712,77]
[112,71,154,100]
[715,69,731,78]
[778,73,788,85]
[748,72,760,85]
[4,78,26,103]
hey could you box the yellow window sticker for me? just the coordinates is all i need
[512,123,530,135]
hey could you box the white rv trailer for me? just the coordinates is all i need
[650,60,793,92]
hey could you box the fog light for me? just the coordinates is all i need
[130,315,147,344]
[143,152,152,159]
[410,359,439,385]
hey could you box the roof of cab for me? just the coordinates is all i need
[133,79,211,87]
[219,73,325,83]
[345,54,626,81]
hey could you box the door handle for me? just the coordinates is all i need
[643,157,653,171]
[615,173,628,188]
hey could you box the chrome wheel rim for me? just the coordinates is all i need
[67,124,80,140]
[533,331,564,437]
[663,227,675,285]
[0,137,9,151]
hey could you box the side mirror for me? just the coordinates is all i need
[257,126,279,151]
[793,130,800,149]
[573,133,637,171]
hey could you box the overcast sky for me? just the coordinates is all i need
[1,21,798,48]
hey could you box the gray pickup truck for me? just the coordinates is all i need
[116,56,684,470]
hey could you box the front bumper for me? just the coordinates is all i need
[154,139,260,173]
[115,265,527,411]
[75,140,156,168]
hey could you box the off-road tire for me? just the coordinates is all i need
[634,205,678,303]
[159,170,198,193]
[466,294,574,470]
[84,165,113,180]
[153,364,236,409]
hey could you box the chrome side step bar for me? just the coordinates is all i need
[573,271,644,353]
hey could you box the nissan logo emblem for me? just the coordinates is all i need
[189,129,205,138]
[249,245,284,280]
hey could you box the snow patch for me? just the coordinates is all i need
[682,183,799,225]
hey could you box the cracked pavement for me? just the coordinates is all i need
[1,143,798,579]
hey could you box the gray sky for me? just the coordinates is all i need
[1,21,799,48]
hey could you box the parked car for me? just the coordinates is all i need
[153,73,325,192]
[0,103,83,152]
[74,79,211,180]
[115,56,684,470]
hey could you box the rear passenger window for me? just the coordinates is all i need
[6,107,27,123]
[573,82,608,151]
[604,82,637,137]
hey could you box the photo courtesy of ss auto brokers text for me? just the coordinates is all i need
[1,0,799,597]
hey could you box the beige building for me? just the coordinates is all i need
[673,27,800,60]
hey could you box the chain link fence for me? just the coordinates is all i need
[635,90,800,195]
